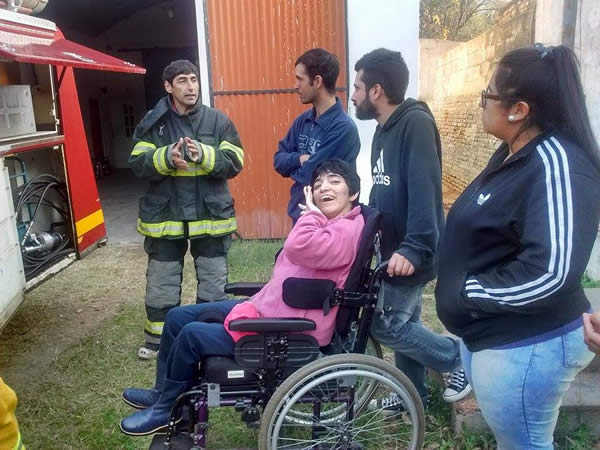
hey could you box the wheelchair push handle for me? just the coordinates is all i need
[374,259,389,277]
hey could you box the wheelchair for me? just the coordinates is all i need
[151,205,425,449]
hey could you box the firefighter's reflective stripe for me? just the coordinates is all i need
[220,140,244,166]
[130,141,157,156]
[152,146,173,175]
[144,319,164,336]
[188,217,237,237]
[198,143,216,173]
[137,219,185,237]
[173,163,210,177]
[137,218,237,238]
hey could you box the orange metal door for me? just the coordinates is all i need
[205,0,348,238]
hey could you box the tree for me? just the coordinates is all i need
[420,0,509,41]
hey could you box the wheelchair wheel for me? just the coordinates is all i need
[283,336,382,426]
[259,353,424,450]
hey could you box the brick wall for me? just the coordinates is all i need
[420,0,536,192]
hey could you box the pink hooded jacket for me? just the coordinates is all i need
[224,206,365,346]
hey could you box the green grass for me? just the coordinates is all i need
[582,272,600,288]
[2,240,598,449]
[555,415,598,450]
[2,240,283,449]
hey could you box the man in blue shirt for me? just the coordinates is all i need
[274,48,360,223]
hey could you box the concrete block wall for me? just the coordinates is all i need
[419,0,536,191]
[429,96,499,193]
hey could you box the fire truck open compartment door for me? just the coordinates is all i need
[0,9,145,73]
[0,8,145,329]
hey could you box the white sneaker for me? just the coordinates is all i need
[137,345,158,360]
[443,368,472,402]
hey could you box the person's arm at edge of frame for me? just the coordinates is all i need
[583,311,600,354]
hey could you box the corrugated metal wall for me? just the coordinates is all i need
[205,0,348,238]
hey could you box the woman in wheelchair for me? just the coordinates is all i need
[120,159,365,436]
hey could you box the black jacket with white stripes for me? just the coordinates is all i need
[436,132,600,351]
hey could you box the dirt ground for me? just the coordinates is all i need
[0,238,276,390]
[0,244,150,387]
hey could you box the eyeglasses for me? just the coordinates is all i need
[480,89,501,108]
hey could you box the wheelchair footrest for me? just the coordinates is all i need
[150,433,194,450]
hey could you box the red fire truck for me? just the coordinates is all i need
[0,5,145,329]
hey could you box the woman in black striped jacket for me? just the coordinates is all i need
[435,44,600,449]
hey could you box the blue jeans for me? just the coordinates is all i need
[370,281,461,402]
[460,325,594,450]
[157,300,241,384]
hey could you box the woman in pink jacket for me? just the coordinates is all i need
[120,159,365,436]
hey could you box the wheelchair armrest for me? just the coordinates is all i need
[228,318,316,333]
[224,282,266,297]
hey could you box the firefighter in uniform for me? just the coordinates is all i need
[0,378,25,450]
[129,60,244,359]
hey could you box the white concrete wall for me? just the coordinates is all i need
[534,0,566,45]
[575,0,600,153]
[536,0,600,164]
[588,236,600,281]
[347,0,420,202]
[536,0,600,280]
[575,0,600,280]
[194,0,211,108]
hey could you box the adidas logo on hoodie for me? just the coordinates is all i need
[372,148,391,186]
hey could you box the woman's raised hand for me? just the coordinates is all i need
[299,186,321,216]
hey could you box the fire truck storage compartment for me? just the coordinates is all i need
[0,61,57,139]
[0,7,146,331]
[4,146,74,280]
[0,59,72,282]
